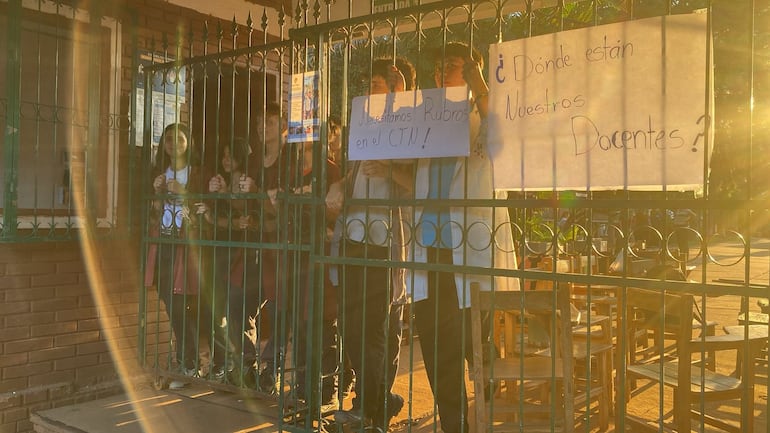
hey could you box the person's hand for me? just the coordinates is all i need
[153,174,167,193]
[237,215,253,230]
[387,65,406,93]
[326,181,344,212]
[166,179,185,194]
[361,160,389,178]
[209,174,227,193]
[267,188,278,207]
[463,57,489,118]
[194,202,214,224]
[194,202,209,215]
[239,174,257,193]
[293,185,312,194]
[462,57,488,96]
[179,205,191,221]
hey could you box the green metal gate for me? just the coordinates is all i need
[134,1,770,433]
[1,0,764,431]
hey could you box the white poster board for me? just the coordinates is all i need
[348,87,470,160]
[487,13,712,190]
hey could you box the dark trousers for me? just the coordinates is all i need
[199,289,227,370]
[259,299,284,367]
[225,287,260,366]
[294,318,339,402]
[221,248,262,367]
[386,303,403,392]
[157,243,200,370]
[260,251,298,369]
[204,247,236,369]
[340,240,392,422]
[413,248,469,433]
[274,250,338,400]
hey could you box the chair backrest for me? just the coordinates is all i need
[624,287,695,431]
[625,287,694,342]
[645,264,687,281]
[472,285,573,354]
[470,283,575,433]
[625,287,695,366]
[624,287,756,433]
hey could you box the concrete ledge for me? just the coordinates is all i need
[31,383,281,433]
[31,412,88,433]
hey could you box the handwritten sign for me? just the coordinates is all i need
[348,87,470,160]
[487,13,712,190]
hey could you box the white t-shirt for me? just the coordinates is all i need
[344,170,392,246]
[160,165,190,234]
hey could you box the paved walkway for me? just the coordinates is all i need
[32,384,282,433]
[33,237,770,433]
[31,341,440,433]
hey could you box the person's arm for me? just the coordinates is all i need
[463,58,490,119]
[166,179,188,195]
[326,180,345,213]
[390,162,415,193]
[326,163,357,213]
[324,161,343,223]
[239,173,278,219]
[151,173,166,212]
[195,203,235,229]
[360,160,414,192]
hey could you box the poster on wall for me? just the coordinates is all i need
[348,87,471,160]
[487,12,713,191]
[288,71,320,143]
[134,51,186,147]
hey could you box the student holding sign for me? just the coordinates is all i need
[327,57,415,431]
[407,42,519,433]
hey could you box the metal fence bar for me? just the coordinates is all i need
[3,0,21,238]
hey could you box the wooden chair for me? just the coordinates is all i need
[723,325,769,377]
[471,284,575,433]
[626,267,718,370]
[571,313,614,431]
[621,287,754,433]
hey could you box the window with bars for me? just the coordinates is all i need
[0,1,122,238]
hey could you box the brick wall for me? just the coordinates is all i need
[0,1,279,432]
[0,240,143,433]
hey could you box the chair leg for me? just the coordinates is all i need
[599,351,611,430]
[703,322,717,371]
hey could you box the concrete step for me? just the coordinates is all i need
[30,384,281,433]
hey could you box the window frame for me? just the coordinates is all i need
[1,0,122,231]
